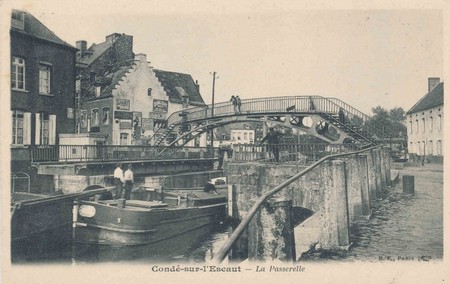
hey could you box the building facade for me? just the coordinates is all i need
[75,34,206,146]
[406,78,444,162]
[11,10,77,148]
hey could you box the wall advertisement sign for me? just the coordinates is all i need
[153,99,168,113]
[114,111,133,120]
[117,99,130,110]
[149,112,167,120]
[120,121,132,129]
[132,112,142,127]
[142,118,153,130]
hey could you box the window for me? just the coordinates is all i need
[91,108,100,126]
[428,140,433,155]
[12,110,24,144]
[11,57,25,90]
[438,115,442,131]
[95,86,101,97]
[148,88,152,96]
[415,120,419,133]
[437,140,442,155]
[422,118,425,133]
[90,72,96,83]
[39,64,51,94]
[102,107,110,125]
[120,133,129,145]
[409,121,412,134]
[429,117,433,132]
[38,113,50,145]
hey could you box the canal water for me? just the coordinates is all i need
[344,165,444,262]
[12,165,443,264]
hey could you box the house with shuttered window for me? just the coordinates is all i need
[405,77,444,163]
[10,10,77,181]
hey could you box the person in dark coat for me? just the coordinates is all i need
[260,127,283,162]
[235,96,242,113]
[338,108,346,124]
[230,95,238,114]
[203,179,218,194]
[123,164,134,200]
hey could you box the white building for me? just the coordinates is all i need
[230,129,255,144]
[405,78,444,162]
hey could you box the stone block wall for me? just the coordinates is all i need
[226,147,391,257]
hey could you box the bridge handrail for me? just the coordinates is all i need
[150,96,328,141]
[151,95,401,145]
[213,145,379,263]
[324,97,399,138]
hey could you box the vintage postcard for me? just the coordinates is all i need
[1,0,449,283]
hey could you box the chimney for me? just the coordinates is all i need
[135,53,147,62]
[106,33,121,44]
[76,40,87,57]
[195,80,200,93]
[428,77,440,92]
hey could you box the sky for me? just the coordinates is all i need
[1,1,445,115]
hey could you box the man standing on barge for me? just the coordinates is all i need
[124,164,134,200]
[114,163,124,199]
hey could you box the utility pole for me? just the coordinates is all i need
[210,71,218,148]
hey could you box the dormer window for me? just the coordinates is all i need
[95,85,101,97]
[90,72,96,83]
[11,10,25,30]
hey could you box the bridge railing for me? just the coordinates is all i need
[170,96,327,124]
[152,96,328,141]
[324,97,399,138]
[152,95,401,146]
[230,143,362,164]
[30,145,216,163]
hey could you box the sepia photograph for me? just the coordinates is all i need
[1,0,448,283]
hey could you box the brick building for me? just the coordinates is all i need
[406,77,444,163]
[10,10,77,192]
[75,33,206,145]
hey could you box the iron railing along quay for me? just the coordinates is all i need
[30,145,215,163]
[230,143,364,164]
[213,145,379,263]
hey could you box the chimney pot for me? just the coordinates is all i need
[76,40,87,57]
[428,77,440,92]
[195,80,200,93]
[135,53,147,62]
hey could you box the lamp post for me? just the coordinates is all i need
[210,71,218,148]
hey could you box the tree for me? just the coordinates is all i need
[366,106,406,139]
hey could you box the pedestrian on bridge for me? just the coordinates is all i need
[113,163,124,199]
[124,164,134,200]
[236,96,242,113]
[230,95,239,114]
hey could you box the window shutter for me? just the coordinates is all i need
[49,114,56,145]
[23,112,31,144]
[35,113,41,145]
